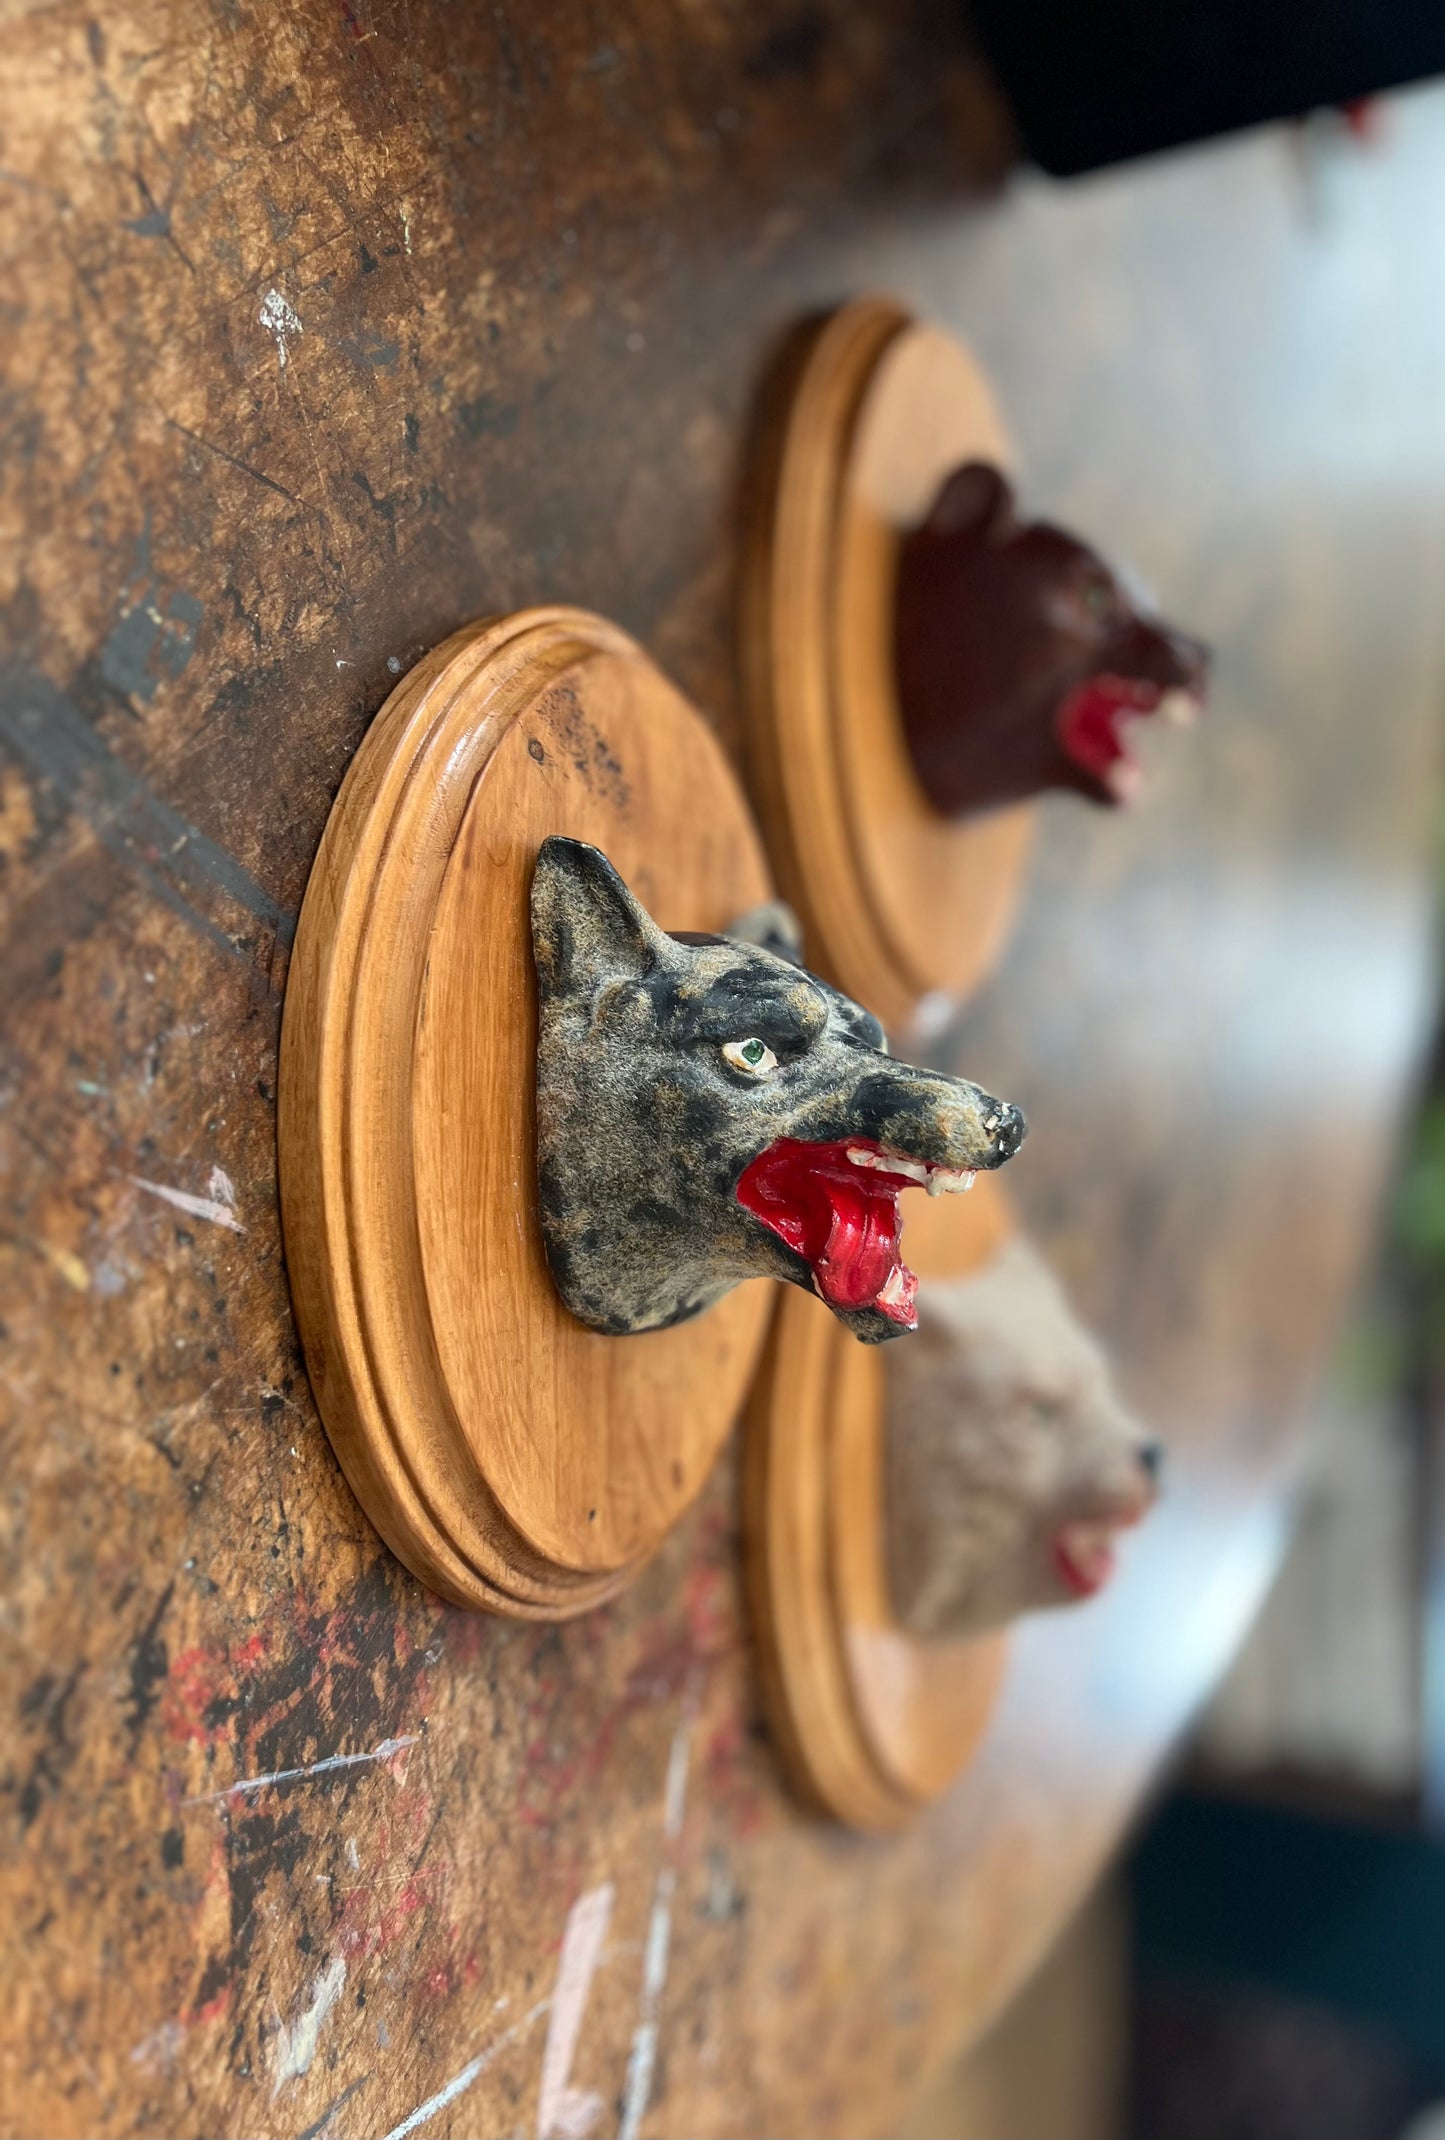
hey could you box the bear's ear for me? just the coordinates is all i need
[722,897,805,968]
[923,461,1015,541]
[531,837,668,997]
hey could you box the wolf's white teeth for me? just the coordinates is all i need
[983,1113,999,1132]
[845,1147,930,1187]
[878,1265,909,1309]
[845,1147,976,1194]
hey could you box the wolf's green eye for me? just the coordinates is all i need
[722,1036,778,1078]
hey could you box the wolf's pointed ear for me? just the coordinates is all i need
[923,461,1015,542]
[531,837,667,996]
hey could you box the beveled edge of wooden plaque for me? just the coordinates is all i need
[744,1171,1014,1829]
[279,608,773,1618]
[741,295,1034,1043]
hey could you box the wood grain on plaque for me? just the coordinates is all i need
[748,1165,1015,1826]
[280,615,611,1617]
[831,313,1035,1020]
[414,632,776,1577]
[742,298,1034,1036]
[3,5,1444,2135]
[828,1323,1009,1808]
[281,611,774,1613]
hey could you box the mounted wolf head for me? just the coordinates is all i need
[887,1236,1161,1637]
[531,838,1025,1343]
[895,460,1209,816]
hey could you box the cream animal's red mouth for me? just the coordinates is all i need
[1054,1506,1147,1599]
[1057,671,1200,802]
[1054,1524,1117,1598]
[735,1137,976,1328]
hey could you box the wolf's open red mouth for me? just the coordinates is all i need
[735,1136,976,1328]
[1057,671,1200,801]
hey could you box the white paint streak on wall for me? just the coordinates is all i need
[552,2088,609,2140]
[535,1883,615,2140]
[258,286,303,369]
[640,1870,675,2000]
[616,2022,658,2140]
[185,1731,420,1803]
[271,1954,346,2094]
[615,1699,697,2140]
[662,1716,691,1840]
[379,2001,551,2140]
[129,2018,185,2072]
[130,1173,244,1234]
[206,1164,237,1208]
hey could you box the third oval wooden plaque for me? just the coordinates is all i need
[746,1170,1013,1829]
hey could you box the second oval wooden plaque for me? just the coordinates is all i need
[743,297,1034,1038]
[280,609,776,1618]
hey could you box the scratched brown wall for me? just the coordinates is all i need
[4,4,1444,2138]
[0,9,1017,2136]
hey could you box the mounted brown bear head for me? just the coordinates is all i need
[894,462,1209,816]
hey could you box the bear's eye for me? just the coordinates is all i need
[1081,578,1115,621]
[722,1037,778,1078]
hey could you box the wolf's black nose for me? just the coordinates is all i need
[990,1102,1027,1161]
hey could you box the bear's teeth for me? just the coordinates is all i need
[1160,688,1200,728]
[927,1166,977,1197]
[878,1265,909,1309]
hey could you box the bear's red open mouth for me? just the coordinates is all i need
[735,1136,976,1328]
[1057,671,1200,802]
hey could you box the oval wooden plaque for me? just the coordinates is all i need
[743,297,1034,1038]
[280,609,776,1617]
[745,1170,1013,1829]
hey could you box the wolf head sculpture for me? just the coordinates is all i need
[886,1236,1161,1637]
[531,838,1025,1343]
[895,460,1209,816]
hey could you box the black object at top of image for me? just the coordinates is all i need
[968,0,1445,174]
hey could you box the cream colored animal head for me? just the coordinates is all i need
[885,1236,1160,1640]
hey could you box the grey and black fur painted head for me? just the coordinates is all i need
[531,838,1026,1344]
